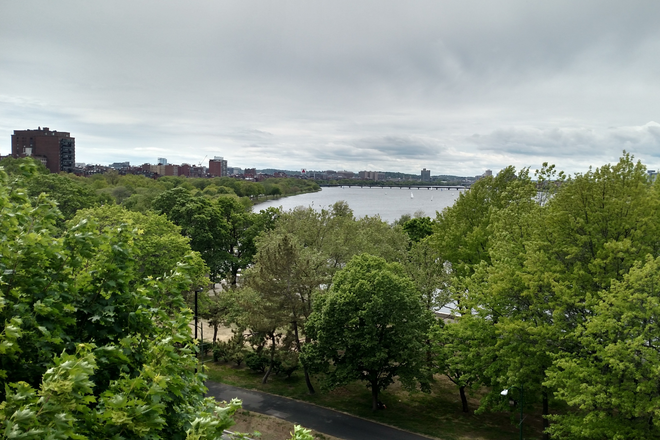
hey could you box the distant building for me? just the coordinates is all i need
[359,171,380,181]
[209,156,228,177]
[164,164,179,176]
[421,168,431,181]
[157,157,168,165]
[179,163,191,177]
[244,168,257,178]
[11,127,75,173]
[109,161,130,170]
[648,170,657,181]
[483,169,493,177]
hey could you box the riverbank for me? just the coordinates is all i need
[251,187,321,207]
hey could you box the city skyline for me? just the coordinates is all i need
[3,2,660,175]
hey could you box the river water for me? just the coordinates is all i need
[253,186,464,223]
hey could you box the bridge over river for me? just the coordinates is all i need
[318,184,468,190]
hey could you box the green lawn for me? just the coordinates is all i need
[204,360,546,440]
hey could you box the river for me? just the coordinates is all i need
[253,186,464,223]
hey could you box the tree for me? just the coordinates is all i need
[25,173,110,223]
[215,197,279,286]
[402,217,434,243]
[432,316,498,413]
[0,156,49,176]
[153,188,230,282]
[69,204,207,287]
[447,155,660,435]
[234,287,287,384]
[245,232,326,393]
[404,238,450,370]
[0,164,241,438]
[545,255,660,439]
[303,254,433,411]
[431,166,531,279]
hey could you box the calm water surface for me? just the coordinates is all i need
[253,186,464,223]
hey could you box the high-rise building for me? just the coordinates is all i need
[209,156,228,177]
[157,157,168,165]
[11,127,75,173]
[421,168,431,181]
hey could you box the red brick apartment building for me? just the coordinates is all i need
[11,127,75,173]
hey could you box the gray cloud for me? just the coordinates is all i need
[2,1,660,175]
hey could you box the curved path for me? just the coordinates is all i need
[206,382,434,440]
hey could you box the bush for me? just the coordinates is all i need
[245,352,271,373]
[274,351,299,378]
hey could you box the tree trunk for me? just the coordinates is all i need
[212,323,218,344]
[426,338,433,372]
[371,379,379,411]
[543,390,550,440]
[292,320,315,394]
[460,385,469,413]
[262,333,276,384]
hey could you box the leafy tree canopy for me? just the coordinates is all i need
[303,254,433,411]
[0,164,239,439]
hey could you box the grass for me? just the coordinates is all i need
[204,360,546,440]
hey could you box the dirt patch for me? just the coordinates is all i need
[230,410,341,440]
[189,321,235,343]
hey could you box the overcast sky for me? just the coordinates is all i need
[2,1,660,176]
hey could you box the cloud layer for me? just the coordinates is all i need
[2,1,660,175]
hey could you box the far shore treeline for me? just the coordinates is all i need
[2,152,660,439]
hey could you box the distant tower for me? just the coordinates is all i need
[421,168,431,182]
[483,169,493,177]
[209,156,228,177]
[157,157,168,165]
[11,127,75,173]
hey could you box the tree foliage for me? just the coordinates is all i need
[0,164,240,439]
[303,254,433,411]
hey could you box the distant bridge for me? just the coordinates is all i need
[318,184,469,190]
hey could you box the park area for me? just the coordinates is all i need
[203,357,548,440]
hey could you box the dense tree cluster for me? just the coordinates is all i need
[5,152,660,439]
[0,163,240,438]
[431,153,660,439]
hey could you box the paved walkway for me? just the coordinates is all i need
[206,382,434,440]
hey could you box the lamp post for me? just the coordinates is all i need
[194,287,203,374]
[194,288,199,340]
[501,386,524,440]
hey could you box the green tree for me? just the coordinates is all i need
[303,254,433,411]
[153,188,230,282]
[25,173,110,223]
[0,156,49,176]
[431,166,531,279]
[0,165,241,438]
[432,316,498,413]
[245,232,325,393]
[402,217,434,243]
[69,205,208,288]
[545,255,660,439]
[215,198,278,286]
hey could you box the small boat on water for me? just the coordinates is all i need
[410,192,414,199]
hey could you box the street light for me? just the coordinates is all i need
[501,386,524,440]
[194,287,203,374]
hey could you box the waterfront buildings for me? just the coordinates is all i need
[358,171,380,181]
[11,127,75,173]
[421,168,431,181]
